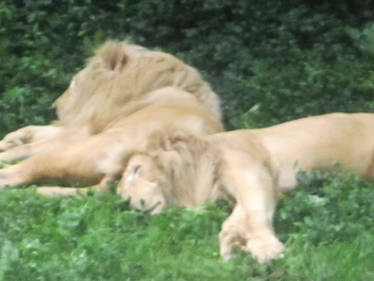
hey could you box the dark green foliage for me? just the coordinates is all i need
[1,0,374,134]
[276,171,374,245]
[274,171,374,281]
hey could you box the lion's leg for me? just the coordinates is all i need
[0,131,138,189]
[0,156,102,189]
[0,125,64,152]
[219,204,249,261]
[0,164,31,187]
[0,126,90,162]
[220,165,284,263]
[0,142,104,188]
[36,187,89,196]
[36,175,117,197]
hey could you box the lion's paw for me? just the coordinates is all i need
[0,141,18,153]
[245,235,285,264]
[219,231,247,261]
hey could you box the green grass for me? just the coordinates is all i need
[0,171,373,281]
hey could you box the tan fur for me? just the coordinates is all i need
[0,125,64,152]
[0,87,222,187]
[116,113,374,263]
[0,42,223,204]
[53,41,221,133]
[0,41,221,160]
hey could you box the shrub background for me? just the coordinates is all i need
[1,0,374,134]
[1,1,374,280]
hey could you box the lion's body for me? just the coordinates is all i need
[221,112,374,193]
[0,42,222,193]
[116,113,374,263]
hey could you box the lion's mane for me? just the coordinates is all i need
[53,41,221,133]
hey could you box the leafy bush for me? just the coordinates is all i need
[276,170,374,245]
[274,170,374,281]
[1,0,374,134]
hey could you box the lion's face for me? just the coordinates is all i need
[53,65,118,121]
[117,154,170,214]
[51,42,129,128]
[52,76,76,117]
[117,134,222,213]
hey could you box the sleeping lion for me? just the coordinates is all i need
[0,41,223,192]
[115,112,374,263]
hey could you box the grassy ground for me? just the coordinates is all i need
[0,171,373,281]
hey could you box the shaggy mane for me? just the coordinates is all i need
[150,132,225,205]
[55,41,221,133]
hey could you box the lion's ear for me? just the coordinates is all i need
[126,165,141,183]
[95,41,128,71]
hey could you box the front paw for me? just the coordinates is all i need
[219,230,247,261]
[245,235,285,263]
[0,167,23,189]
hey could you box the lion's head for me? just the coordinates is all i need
[53,41,221,133]
[117,154,170,214]
[117,133,223,213]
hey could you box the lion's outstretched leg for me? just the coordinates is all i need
[220,165,284,263]
[0,126,90,162]
[219,204,249,261]
[0,164,30,188]
[219,203,284,263]
[0,140,106,189]
[0,157,102,189]
[0,130,141,189]
[36,187,88,196]
[0,125,64,152]
[36,175,117,197]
